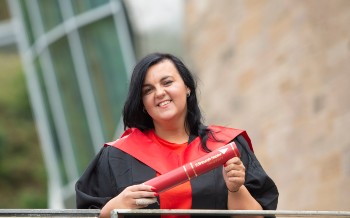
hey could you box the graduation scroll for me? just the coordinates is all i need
[144,141,240,193]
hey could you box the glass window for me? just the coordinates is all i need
[37,0,63,32]
[35,59,68,185]
[19,0,35,45]
[72,0,109,15]
[79,17,129,141]
[49,37,95,174]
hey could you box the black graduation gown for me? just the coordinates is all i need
[75,133,279,218]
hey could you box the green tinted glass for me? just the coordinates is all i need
[72,0,109,15]
[34,58,69,185]
[37,0,63,32]
[49,37,95,174]
[19,0,35,45]
[79,17,128,140]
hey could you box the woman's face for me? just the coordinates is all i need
[142,60,190,128]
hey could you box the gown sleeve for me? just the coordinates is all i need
[234,135,279,210]
[75,146,117,209]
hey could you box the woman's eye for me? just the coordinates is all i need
[164,80,173,86]
[142,88,152,95]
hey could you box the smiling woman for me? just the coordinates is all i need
[141,60,190,140]
[76,53,279,218]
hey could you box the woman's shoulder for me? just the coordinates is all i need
[207,124,247,140]
[208,124,245,132]
[80,145,134,172]
[208,125,253,151]
[102,144,134,160]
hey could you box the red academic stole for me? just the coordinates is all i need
[105,125,253,174]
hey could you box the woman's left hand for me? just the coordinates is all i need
[223,157,246,192]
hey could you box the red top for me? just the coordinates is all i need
[146,130,191,218]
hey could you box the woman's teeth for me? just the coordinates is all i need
[159,100,171,107]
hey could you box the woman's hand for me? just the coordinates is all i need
[115,184,158,208]
[100,184,158,218]
[223,157,246,192]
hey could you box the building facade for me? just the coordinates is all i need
[7,0,134,208]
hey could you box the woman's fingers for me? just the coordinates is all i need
[118,184,158,208]
[224,157,245,172]
[128,184,156,192]
[225,169,245,178]
[223,157,245,192]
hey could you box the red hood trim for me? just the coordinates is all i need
[105,125,252,174]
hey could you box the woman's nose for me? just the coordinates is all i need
[155,87,166,97]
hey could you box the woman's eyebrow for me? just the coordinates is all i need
[143,75,174,87]
[160,75,173,81]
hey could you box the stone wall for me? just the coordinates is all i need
[184,0,350,210]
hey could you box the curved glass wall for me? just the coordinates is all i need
[8,0,135,208]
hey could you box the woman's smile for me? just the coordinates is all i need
[158,100,172,107]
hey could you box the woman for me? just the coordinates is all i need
[75,53,279,218]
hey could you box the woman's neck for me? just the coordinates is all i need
[153,125,189,144]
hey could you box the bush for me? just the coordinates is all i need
[0,51,47,208]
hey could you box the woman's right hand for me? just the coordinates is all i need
[100,184,158,218]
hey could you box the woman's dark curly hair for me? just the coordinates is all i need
[123,53,214,152]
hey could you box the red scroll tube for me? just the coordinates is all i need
[144,142,240,193]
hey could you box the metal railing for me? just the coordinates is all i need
[0,209,100,217]
[1,209,350,217]
[111,209,350,218]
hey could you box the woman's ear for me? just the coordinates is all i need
[186,88,191,97]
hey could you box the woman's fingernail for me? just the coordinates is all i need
[151,187,157,192]
[224,163,227,167]
[154,193,159,197]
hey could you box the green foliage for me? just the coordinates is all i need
[0,0,10,20]
[0,51,48,208]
